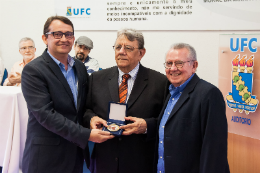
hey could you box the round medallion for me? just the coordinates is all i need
[107,124,120,131]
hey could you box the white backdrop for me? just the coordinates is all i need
[0,0,259,87]
[55,0,260,30]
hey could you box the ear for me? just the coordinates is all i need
[139,48,146,58]
[192,61,198,73]
[42,34,48,46]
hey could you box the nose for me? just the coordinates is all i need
[60,34,67,41]
[170,64,178,71]
[118,46,126,54]
[25,47,30,52]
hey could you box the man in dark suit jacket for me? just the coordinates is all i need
[21,16,113,173]
[155,43,230,173]
[84,28,167,173]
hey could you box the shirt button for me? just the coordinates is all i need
[160,156,162,159]
[160,141,163,143]
[160,171,161,173]
[162,126,164,128]
[168,112,170,114]
[172,98,174,100]
[115,157,118,161]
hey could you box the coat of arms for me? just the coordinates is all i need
[226,54,258,114]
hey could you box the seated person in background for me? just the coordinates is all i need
[0,56,4,84]
[74,36,99,74]
[4,37,36,86]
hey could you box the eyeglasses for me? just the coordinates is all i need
[45,31,74,39]
[113,45,140,52]
[19,46,35,51]
[164,60,194,69]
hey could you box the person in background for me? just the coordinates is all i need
[155,43,229,173]
[21,16,113,173]
[84,28,168,173]
[3,37,36,86]
[0,56,4,84]
[74,36,99,74]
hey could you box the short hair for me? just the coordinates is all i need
[169,43,197,61]
[19,37,35,48]
[116,28,144,49]
[43,16,74,38]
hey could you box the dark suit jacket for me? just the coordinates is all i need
[154,74,230,173]
[21,50,91,173]
[84,64,168,173]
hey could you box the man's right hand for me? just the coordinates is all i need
[89,129,114,143]
[90,116,108,129]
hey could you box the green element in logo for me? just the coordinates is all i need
[243,93,250,101]
[238,84,245,91]
[234,76,239,83]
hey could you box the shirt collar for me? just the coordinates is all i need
[47,50,75,68]
[20,55,36,67]
[169,73,195,96]
[118,63,140,82]
[18,59,25,67]
[83,56,90,63]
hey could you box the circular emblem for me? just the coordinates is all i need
[107,124,120,131]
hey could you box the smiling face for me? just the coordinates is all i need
[114,35,145,73]
[165,48,198,87]
[42,20,75,59]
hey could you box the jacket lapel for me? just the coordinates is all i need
[127,64,148,109]
[108,67,120,102]
[42,50,75,108]
[165,74,200,124]
[74,60,84,111]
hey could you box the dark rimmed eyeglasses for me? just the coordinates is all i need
[113,45,140,52]
[164,60,194,69]
[45,31,74,39]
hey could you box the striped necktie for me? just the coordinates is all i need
[119,74,130,103]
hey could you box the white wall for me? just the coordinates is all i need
[0,0,258,86]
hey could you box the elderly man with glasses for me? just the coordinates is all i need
[154,43,230,173]
[83,28,168,173]
[3,37,36,86]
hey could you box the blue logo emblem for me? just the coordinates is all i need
[66,7,72,16]
[226,54,258,114]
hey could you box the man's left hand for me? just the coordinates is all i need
[120,116,147,135]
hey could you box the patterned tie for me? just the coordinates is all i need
[119,74,130,103]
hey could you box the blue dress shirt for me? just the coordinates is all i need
[157,74,194,173]
[47,51,78,107]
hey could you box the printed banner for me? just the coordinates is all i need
[219,34,260,139]
[54,0,260,30]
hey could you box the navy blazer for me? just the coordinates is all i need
[84,64,168,173]
[154,74,230,173]
[21,49,91,173]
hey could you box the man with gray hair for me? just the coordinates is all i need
[3,37,36,86]
[74,36,99,74]
[84,28,168,173]
[154,43,229,173]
